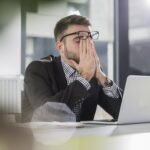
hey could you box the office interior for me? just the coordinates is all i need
[0,0,150,119]
[0,0,150,150]
[0,0,150,118]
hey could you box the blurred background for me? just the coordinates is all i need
[0,0,150,119]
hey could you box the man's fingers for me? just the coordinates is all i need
[79,39,84,58]
[91,40,99,61]
[90,40,96,55]
[86,39,90,55]
[82,39,86,55]
[69,59,79,71]
[88,39,93,57]
[80,39,87,60]
[79,39,84,62]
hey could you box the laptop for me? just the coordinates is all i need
[81,75,150,125]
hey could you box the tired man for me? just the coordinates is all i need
[22,15,122,122]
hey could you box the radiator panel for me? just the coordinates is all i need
[0,75,21,114]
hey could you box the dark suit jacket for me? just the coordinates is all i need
[22,56,122,122]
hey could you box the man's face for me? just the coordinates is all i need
[58,25,92,63]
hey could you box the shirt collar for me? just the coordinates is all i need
[61,60,76,78]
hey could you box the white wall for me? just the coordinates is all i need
[0,1,21,75]
[89,0,114,42]
[27,1,67,38]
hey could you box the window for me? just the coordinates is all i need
[129,0,150,75]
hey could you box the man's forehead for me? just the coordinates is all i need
[65,25,91,34]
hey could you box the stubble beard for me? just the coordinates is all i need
[64,46,79,64]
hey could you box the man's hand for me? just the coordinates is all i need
[62,39,96,81]
[90,41,109,86]
[73,39,96,81]
[77,39,96,81]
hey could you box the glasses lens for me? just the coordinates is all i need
[91,31,99,40]
[78,32,89,40]
[78,31,99,40]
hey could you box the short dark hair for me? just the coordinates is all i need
[54,15,91,41]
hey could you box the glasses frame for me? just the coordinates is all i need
[59,31,99,42]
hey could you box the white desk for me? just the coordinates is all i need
[21,122,150,150]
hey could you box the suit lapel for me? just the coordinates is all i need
[53,56,67,90]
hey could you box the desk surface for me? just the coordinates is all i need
[19,122,150,150]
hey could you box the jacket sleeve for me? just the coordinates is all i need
[24,61,90,110]
[97,86,123,119]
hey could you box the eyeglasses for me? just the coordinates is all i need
[60,31,99,42]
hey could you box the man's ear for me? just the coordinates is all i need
[55,41,64,54]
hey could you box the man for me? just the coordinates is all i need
[22,15,122,122]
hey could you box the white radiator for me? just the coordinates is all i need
[0,75,22,114]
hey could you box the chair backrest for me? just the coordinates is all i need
[0,75,23,114]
